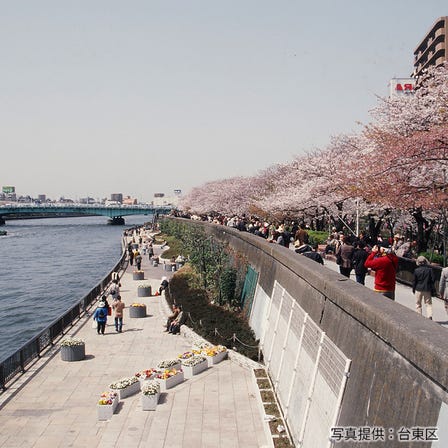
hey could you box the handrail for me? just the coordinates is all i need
[0,239,128,391]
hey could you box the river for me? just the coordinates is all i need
[0,214,150,361]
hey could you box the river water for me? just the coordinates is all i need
[0,214,150,361]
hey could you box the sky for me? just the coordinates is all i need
[1,1,447,202]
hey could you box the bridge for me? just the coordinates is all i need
[0,204,173,225]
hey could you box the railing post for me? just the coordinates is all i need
[0,363,5,391]
[50,326,55,346]
[20,349,25,373]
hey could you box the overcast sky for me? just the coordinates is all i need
[1,1,446,202]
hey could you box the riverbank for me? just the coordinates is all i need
[0,235,268,447]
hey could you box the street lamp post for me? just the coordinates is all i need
[356,199,359,237]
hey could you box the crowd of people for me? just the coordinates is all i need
[94,214,442,327]
[330,231,438,318]
[92,224,165,335]
[92,279,126,334]
[127,236,155,268]
[175,212,442,321]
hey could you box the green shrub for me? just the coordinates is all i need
[166,266,259,360]
[159,220,247,306]
[308,230,328,245]
[419,251,444,265]
[219,267,237,306]
[158,234,183,259]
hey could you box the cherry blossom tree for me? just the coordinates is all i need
[178,64,448,254]
[179,169,282,217]
[369,63,448,136]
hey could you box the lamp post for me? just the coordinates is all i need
[356,198,359,237]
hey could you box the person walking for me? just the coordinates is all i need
[108,279,120,302]
[128,246,134,266]
[438,265,448,314]
[352,241,369,285]
[112,295,126,332]
[412,256,436,320]
[147,244,154,260]
[336,235,354,278]
[93,300,108,335]
[135,251,142,270]
[364,245,399,300]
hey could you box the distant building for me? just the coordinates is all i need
[412,16,448,79]
[59,197,74,203]
[2,186,15,194]
[37,194,46,203]
[110,193,123,203]
[79,197,95,204]
[122,196,137,205]
[2,186,16,201]
[152,190,181,207]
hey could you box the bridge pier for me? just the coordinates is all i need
[0,216,5,226]
[108,217,125,225]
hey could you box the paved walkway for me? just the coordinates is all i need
[0,238,269,448]
[4,235,441,448]
[322,255,448,327]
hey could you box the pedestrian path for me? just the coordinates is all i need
[323,256,448,328]
[0,239,269,448]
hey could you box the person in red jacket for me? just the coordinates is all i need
[364,245,399,300]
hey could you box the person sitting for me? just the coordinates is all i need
[175,254,186,266]
[164,304,180,332]
[168,305,187,334]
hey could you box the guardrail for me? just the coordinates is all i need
[396,255,442,287]
[325,250,443,289]
[0,245,128,391]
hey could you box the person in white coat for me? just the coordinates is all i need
[438,266,448,314]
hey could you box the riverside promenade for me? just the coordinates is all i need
[323,256,448,326]
[0,241,269,448]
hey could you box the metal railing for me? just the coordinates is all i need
[0,246,128,391]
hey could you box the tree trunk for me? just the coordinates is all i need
[411,208,434,253]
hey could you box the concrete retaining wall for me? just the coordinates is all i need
[177,219,448,447]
